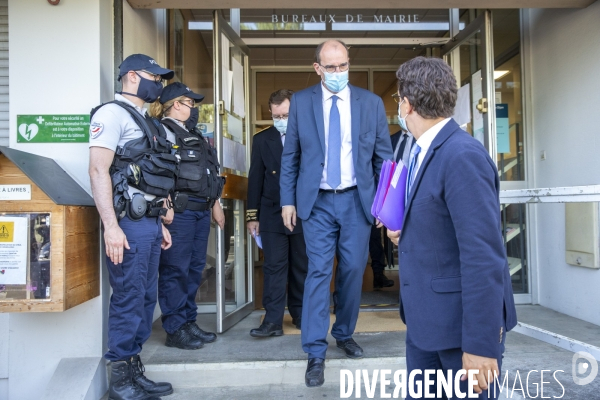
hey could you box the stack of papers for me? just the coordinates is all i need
[371,160,408,231]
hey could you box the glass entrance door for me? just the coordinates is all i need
[212,10,254,332]
[441,10,496,158]
[441,12,530,298]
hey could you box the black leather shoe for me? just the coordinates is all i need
[336,338,364,359]
[305,358,325,387]
[165,325,204,350]
[292,317,301,330]
[250,322,283,337]
[373,272,394,289]
[108,359,159,400]
[131,355,173,397]
[186,322,217,343]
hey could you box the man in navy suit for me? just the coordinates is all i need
[280,40,393,387]
[388,57,517,399]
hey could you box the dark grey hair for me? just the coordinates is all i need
[314,40,349,64]
[396,57,457,119]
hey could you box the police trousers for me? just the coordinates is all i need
[105,215,163,361]
[158,208,211,334]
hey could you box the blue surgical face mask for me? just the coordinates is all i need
[274,119,287,134]
[322,70,349,93]
[398,99,409,132]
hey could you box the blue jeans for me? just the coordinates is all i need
[105,215,163,361]
[158,208,211,334]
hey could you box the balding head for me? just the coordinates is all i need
[314,40,349,64]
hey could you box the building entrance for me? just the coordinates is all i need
[165,7,529,332]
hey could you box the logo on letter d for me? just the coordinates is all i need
[572,351,598,386]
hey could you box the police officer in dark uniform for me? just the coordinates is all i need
[89,54,176,400]
[148,82,225,349]
[246,89,308,337]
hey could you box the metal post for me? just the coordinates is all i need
[483,10,497,163]
[449,8,460,38]
[213,11,226,333]
[231,8,241,36]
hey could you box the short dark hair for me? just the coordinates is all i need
[268,89,294,110]
[314,40,349,64]
[396,57,457,119]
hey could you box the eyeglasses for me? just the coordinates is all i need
[318,62,350,74]
[392,93,402,104]
[272,114,289,122]
[137,70,164,83]
[179,99,195,107]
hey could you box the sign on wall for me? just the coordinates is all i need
[0,216,28,285]
[17,115,90,143]
[496,104,511,154]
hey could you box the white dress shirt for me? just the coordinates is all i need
[281,132,285,146]
[320,84,356,190]
[413,118,451,177]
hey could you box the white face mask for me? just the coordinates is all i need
[397,99,409,132]
[274,119,287,134]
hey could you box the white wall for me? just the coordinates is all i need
[123,1,167,66]
[0,314,8,400]
[525,3,600,325]
[7,0,113,399]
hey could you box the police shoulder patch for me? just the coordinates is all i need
[90,121,104,139]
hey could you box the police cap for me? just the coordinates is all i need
[160,82,205,104]
[118,54,174,81]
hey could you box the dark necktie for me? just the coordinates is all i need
[396,133,409,164]
[326,95,341,189]
[405,144,422,205]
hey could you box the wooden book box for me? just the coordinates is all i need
[0,146,100,312]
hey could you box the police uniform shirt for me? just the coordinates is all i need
[89,93,155,199]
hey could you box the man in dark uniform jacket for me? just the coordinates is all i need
[246,89,308,337]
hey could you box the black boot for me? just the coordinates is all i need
[185,321,217,343]
[108,359,159,400]
[131,355,173,397]
[373,272,394,289]
[165,325,204,350]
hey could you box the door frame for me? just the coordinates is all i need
[213,10,255,333]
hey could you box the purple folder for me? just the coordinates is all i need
[372,160,408,231]
[371,160,394,217]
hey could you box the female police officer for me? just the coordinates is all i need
[149,82,226,350]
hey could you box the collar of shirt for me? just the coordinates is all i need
[163,116,187,131]
[115,93,146,116]
[321,82,350,103]
[415,118,451,157]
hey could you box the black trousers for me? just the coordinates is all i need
[369,225,390,274]
[260,231,308,325]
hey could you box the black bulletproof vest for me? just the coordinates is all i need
[161,118,224,200]
[90,101,179,198]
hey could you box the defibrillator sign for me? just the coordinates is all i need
[17,114,90,143]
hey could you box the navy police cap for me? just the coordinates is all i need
[118,54,174,81]
[160,82,205,105]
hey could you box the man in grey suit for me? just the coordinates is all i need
[280,39,393,387]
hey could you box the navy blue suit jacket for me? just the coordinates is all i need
[399,119,517,359]
[280,83,393,222]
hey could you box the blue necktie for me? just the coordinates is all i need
[405,144,422,204]
[326,95,341,189]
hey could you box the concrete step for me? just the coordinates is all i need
[143,356,406,389]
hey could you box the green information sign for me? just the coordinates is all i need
[16,115,90,143]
